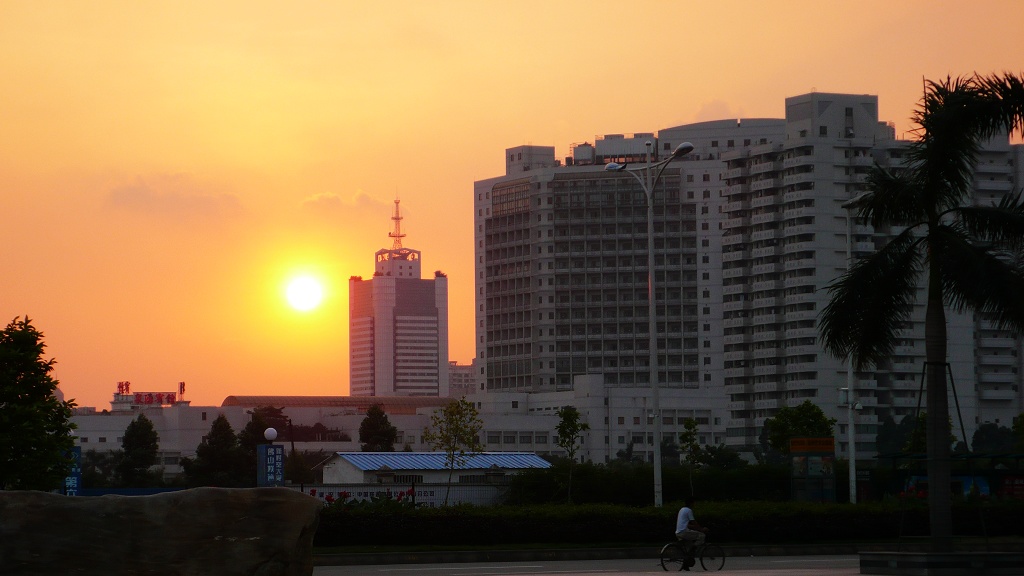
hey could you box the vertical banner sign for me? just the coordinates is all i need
[257,444,285,487]
[64,446,82,495]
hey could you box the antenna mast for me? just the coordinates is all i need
[389,198,405,249]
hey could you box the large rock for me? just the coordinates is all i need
[0,487,321,576]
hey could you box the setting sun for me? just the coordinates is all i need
[285,276,324,312]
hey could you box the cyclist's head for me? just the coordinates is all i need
[685,496,695,507]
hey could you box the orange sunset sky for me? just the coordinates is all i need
[2,1,1022,409]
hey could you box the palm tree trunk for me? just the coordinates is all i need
[925,267,952,544]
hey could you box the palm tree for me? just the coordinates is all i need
[819,73,1024,542]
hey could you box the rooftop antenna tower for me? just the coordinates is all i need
[389,198,405,250]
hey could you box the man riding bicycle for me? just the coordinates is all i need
[674,497,707,570]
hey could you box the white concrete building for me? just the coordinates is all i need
[349,199,449,397]
[475,91,1024,460]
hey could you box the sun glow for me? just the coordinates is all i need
[285,276,324,311]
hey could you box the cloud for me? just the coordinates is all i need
[106,175,243,222]
[299,191,393,222]
[692,100,745,123]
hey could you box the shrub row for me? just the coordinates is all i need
[314,499,1024,548]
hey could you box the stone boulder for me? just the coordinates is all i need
[0,487,321,576]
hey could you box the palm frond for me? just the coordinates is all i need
[953,190,1024,250]
[819,230,924,369]
[911,77,990,213]
[975,72,1024,138]
[862,166,927,228]
[933,226,1024,334]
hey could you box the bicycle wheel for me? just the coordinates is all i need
[659,542,686,571]
[699,544,725,571]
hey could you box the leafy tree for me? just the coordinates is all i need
[81,449,121,488]
[761,400,836,456]
[423,398,483,505]
[359,403,398,451]
[554,405,589,503]
[820,73,1024,539]
[1013,414,1024,452]
[116,413,160,487]
[696,444,748,470]
[0,317,77,490]
[677,417,701,495]
[285,447,315,485]
[971,422,1016,454]
[875,414,918,455]
[904,412,958,454]
[181,414,246,487]
[237,409,276,484]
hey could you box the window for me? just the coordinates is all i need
[504,434,516,443]
[395,474,424,483]
[536,435,548,444]
[617,416,625,425]
[819,126,828,136]
[702,174,710,182]
[487,433,500,443]
[164,456,179,465]
[711,141,718,147]
[519,434,532,443]
[633,416,641,425]
[80,437,88,443]
[99,437,107,443]
[512,401,519,409]
[686,175,694,182]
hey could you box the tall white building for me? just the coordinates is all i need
[475,92,1024,459]
[349,200,449,397]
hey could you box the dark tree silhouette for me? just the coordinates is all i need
[821,74,1024,540]
[359,403,397,452]
[117,413,160,487]
[0,317,77,490]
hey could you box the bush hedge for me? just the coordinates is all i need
[314,498,1024,548]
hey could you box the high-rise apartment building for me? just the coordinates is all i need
[475,92,1024,459]
[350,200,449,397]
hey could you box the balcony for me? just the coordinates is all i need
[979,354,1018,366]
[782,172,814,186]
[722,250,748,263]
[751,229,781,242]
[751,245,782,258]
[751,212,782,225]
[722,267,751,279]
[783,190,814,203]
[979,388,1016,401]
[978,372,1016,384]
[725,166,750,179]
[751,195,780,208]
[724,216,750,228]
[750,177,782,192]
[979,337,1017,348]
[783,156,814,169]
[723,334,751,346]
[750,160,782,175]
[722,300,751,313]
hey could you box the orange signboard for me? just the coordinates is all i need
[789,437,835,453]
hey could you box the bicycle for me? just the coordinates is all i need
[659,535,725,571]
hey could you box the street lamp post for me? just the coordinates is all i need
[840,191,870,504]
[606,140,694,507]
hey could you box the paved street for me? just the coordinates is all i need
[314,554,861,575]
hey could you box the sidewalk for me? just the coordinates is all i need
[313,540,1024,567]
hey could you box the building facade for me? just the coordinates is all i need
[350,200,449,396]
[475,92,1024,459]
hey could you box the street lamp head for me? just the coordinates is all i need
[604,162,626,172]
[841,191,872,209]
[264,427,278,442]
[671,142,695,159]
